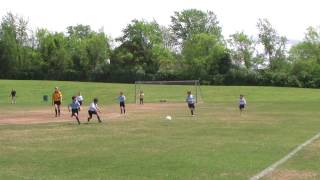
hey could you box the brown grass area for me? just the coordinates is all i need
[309,139,320,149]
[0,103,185,125]
[266,170,318,180]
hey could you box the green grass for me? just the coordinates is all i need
[2,79,320,106]
[0,80,137,107]
[266,133,320,179]
[1,80,320,179]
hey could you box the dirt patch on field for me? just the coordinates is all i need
[0,103,185,125]
[266,170,318,180]
[307,139,320,150]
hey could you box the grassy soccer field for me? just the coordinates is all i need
[0,80,320,179]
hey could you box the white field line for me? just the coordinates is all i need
[250,131,320,180]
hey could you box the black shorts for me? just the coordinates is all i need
[78,101,83,105]
[88,110,97,116]
[71,109,79,116]
[239,104,245,109]
[188,103,195,109]
[54,101,61,105]
[120,102,125,107]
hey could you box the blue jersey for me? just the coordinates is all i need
[186,94,195,104]
[118,95,126,102]
[70,101,80,110]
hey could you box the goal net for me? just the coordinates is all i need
[134,80,203,104]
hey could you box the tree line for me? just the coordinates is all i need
[1,10,320,87]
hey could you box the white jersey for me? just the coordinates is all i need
[77,95,84,102]
[89,102,98,112]
[239,98,246,105]
[186,94,195,104]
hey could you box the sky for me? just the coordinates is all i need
[0,0,319,43]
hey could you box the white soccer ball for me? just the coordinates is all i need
[165,115,172,120]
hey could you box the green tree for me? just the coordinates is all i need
[86,31,110,73]
[228,32,255,69]
[160,26,176,52]
[257,18,287,70]
[67,33,90,79]
[67,25,91,38]
[0,20,18,76]
[66,25,94,79]
[3,13,31,69]
[170,9,222,45]
[0,12,34,77]
[36,29,71,79]
[288,26,320,87]
[114,19,171,78]
[182,33,231,80]
[289,26,320,63]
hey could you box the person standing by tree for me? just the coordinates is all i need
[52,87,63,117]
[10,89,17,104]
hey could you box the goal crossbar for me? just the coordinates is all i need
[135,80,200,84]
[134,80,202,103]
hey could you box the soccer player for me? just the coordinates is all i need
[139,90,144,105]
[87,98,102,123]
[76,92,84,106]
[239,94,247,114]
[68,96,81,125]
[10,89,16,104]
[186,91,195,116]
[52,87,63,117]
[118,92,126,114]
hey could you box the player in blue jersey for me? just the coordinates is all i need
[118,92,126,114]
[186,91,195,116]
[68,96,81,125]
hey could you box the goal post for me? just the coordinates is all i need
[134,80,203,104]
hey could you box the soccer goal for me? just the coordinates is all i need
[134,80,203,104]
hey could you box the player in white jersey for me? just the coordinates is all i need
[76,92,84,106]
[239,94,246,113]
[87,98,102,123]
[186,91,195,116]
